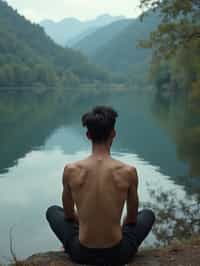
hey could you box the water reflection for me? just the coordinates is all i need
[152,93,200,197]
[144,188,200,246]
[0,88,200,262]
[0,90,191,178]
[0,90,104,175]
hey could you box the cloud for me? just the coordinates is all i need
[6,0,141,22]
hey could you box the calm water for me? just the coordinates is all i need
[0,88,199,262]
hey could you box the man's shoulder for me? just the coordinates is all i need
[112,158,136,172]
[63,162,79,174]
[63,159,88,177]
[110,160,138,187]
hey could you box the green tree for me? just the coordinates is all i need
[139,0,200,100]
[140,0,200,57]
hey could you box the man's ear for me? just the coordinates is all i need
[86,131,91,140]
[111,129,116,139]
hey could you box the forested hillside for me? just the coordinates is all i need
[0,0,109,88]
[73,19,132,57]
[89,14,159,75]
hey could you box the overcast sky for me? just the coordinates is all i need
[6,0,141,22]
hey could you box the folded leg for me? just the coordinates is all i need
[46,205,78,251]
[123,209,155,249]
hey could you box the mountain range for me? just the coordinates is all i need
[40,14,125,46]
[73,19,132,57]
[0,0,160,88]
[70,13,159,77]
[89,14,159,74]
[40,10,159,79]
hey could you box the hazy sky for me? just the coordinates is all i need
[6,0,141,22]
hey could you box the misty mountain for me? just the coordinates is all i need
[67,27,99,47]
[72,19,132,57]
[85,14,160,74]
[40,14,125,46]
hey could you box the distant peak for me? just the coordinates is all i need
[94,14,126,22]
[40,14,126,26]
[40,17,81,25]
[96,14,112,19]
[60,17,80,23]
[40,19,55,25]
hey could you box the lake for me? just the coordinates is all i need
[0,87,199,262]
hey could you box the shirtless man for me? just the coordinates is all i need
[46,106,155,265]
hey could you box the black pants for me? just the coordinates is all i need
[46,206,155,265]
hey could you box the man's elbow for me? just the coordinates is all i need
[63,209,74,219]
[123,213,137,225]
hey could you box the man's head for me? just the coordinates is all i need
[82,106,118,144]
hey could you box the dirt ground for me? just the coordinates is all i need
[10,236,200,266]
[131,237,200,266]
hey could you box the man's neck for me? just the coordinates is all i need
[91,142,111,158]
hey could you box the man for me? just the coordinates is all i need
[46,106,155,265]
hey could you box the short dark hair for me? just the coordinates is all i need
[82,105,118,143]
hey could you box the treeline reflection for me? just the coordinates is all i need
[0,89,106,175]
[152,92,200,198]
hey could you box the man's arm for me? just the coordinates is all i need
[62,166,78,223]
[123,167,139,225]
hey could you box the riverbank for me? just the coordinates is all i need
[9,236,200,266]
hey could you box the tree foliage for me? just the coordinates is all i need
[139,0,200,103]
[140,0,200,57]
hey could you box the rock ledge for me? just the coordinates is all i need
[16,238,200,266]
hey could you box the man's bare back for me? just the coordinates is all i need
[62,155,138,248]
